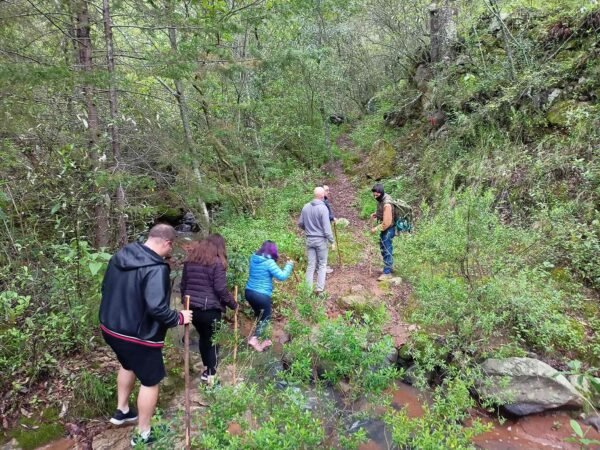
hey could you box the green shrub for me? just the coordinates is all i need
[197,384,343,449]
[70,370,115,419]
[384,377,491,450]
[0,241,109,390]
[394,188,594,368]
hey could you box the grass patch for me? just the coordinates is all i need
[10,407,63,450]
[69,370,115,420]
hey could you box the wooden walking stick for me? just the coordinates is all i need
[184,295,191,450]
[333,221,342,266]
[232,285,239,385]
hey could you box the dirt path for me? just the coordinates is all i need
[323,136,412,348]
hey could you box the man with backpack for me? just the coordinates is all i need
[370,183,395,280]
[370,184,413,280]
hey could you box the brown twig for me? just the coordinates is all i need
[233,286,239,385]
[184,295,191,450]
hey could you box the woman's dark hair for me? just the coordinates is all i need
[185,239,218,265]
[256,240,279,261]
[207,233,228,269]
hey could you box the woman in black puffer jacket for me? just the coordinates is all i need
[180,237,237,382]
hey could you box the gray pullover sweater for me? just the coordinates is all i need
[298,199,334,243]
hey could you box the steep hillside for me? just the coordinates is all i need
[348,4,599,369]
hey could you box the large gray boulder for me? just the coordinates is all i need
[478,357,584,416]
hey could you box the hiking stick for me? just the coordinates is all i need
[233,286,239,385]
[184,295,191,450]
[333,221,342,266]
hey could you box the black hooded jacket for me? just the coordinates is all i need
[99,242,181,347]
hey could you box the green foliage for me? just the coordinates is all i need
[384,377,491,450]
[69,370,115,419]
[396,188,594,363]
[566,419,600,449]
[280,287,398,398]
[197,384,336,449]
[0,241,110,391]
[10,422,63,450]
[218,170,313,287]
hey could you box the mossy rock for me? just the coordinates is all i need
[336,293,380,314]
[365,139,396,180]
[546,100,578,127]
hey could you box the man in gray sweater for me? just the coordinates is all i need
[298,187,335,293]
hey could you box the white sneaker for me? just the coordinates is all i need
[326,266,334,274]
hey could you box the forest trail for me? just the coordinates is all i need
[36,136,600,450]
[80,135,416,449]
[322,134,412,348]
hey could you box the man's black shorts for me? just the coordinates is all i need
[102,331,166,387]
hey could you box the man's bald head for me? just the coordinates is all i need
[145,223,176,257]
[314,186,325,200]
[148,223,176,241]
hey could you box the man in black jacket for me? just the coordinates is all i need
[99,224,192,446]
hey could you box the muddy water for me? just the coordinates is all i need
[473,413,600,449]
[359,382,600,450]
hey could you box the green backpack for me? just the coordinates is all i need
[389,198,413,234]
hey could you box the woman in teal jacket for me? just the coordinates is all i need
[245,240,293,351]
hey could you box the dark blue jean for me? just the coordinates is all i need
[380,227,395,274]
[245,289,272,338]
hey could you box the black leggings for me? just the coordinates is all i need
[191,308,221,375]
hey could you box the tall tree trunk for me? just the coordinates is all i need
[167,25,210,235]
[429,0,457,65]
[102,0,127,247]
[73,0,110,248]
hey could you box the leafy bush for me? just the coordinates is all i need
[0,241,110,390]
[394,188,595,368]
[280,287,398,398]
[218,170,311,288]
[384,377,490,450]
[198,384,345,449]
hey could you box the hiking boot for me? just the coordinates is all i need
[377,273,393,281]
[109,408,138,425]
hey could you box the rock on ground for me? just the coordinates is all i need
[478,357,584,416]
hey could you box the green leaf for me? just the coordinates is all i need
[50,203,61,214]
[590,377,600,394]
[567,360,582,372]
[89,262,103,276]
[570,419,583,438]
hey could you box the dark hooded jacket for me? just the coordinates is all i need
[99,242,182,347]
